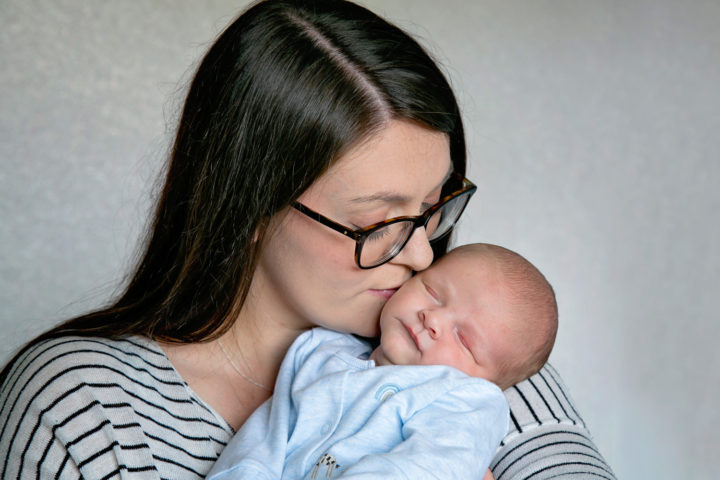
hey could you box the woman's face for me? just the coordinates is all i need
[253,119,453,337]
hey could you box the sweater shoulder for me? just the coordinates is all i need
[1,336,180,406]
[0,336,232,479]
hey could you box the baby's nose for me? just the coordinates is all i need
[421,311,441,339]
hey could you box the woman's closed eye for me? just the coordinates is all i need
[366,227,392,242]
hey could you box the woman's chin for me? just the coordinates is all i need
[357,324,380,339]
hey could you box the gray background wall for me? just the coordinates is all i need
[1,1,718,478]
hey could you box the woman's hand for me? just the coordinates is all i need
[483,468,495,480]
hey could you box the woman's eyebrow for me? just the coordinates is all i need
[436,164,454,189]
[349,191,412,204]
[348,164,454,204]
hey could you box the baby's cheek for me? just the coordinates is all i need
[446,347,474,375]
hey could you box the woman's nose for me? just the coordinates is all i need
[390,227,434,272]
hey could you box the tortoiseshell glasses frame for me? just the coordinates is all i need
[292,172,477,269]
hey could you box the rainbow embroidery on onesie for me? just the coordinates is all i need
[374,383,400,402]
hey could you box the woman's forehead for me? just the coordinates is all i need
[318,120,452,201]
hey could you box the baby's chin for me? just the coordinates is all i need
[369,346,393,366]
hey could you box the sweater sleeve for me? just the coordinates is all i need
[491,363,617,480]
[0,339,162,480]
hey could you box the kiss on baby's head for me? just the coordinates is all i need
[370,243,558,390]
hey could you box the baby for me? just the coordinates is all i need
[208,243,558,480]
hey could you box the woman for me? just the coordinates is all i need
[0,1,615,479]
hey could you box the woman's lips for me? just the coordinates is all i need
[368,288,399,299]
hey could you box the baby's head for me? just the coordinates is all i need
[371,243,557,390]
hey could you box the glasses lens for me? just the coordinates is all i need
[426,192,471,241]
[356,185,474,268]
[359,220,415,268]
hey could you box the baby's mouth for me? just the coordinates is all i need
[403,322,421,350]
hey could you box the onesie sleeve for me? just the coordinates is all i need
[337,376,509,479]
[491,364,617,479]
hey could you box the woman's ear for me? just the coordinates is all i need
[251,214,276,248]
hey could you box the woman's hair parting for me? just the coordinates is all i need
[1,0,466,384]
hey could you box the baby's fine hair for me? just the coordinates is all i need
[450,243,558,387]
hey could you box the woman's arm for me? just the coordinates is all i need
[491,364,616,480]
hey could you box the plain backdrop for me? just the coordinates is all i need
[1,1,718,478]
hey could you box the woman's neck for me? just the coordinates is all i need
[160,314,304,431]
[223,317,301,392]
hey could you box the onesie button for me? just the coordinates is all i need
[321,423,331,434]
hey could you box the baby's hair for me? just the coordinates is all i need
[449,244,558,389]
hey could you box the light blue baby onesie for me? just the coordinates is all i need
[207,327,509,479]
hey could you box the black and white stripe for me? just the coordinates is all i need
[0,336,233,480]
[493,364,616,479]
[2,338,615,479]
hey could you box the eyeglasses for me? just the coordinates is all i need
[293,172,476,269]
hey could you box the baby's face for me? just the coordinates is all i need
[373,252,518,384]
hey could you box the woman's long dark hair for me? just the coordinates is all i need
[1,0,466,384]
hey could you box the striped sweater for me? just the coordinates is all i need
[0,336,615,479]
[0,337,233,479]
[495,364,617,479]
